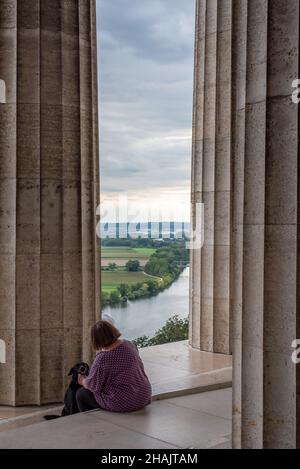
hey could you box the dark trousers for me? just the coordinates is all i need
[76,388,101,413]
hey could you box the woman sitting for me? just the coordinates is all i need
[76,320,152,413]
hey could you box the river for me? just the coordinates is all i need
[104,268,189,340]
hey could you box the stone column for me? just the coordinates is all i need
[0,0,100,406]
[231,0,300,449]
[231,0,247,449]
[190,0,232,355]
[191,0,300,448]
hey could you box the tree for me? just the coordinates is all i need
[101,291,110,307]
[150,315,188,345]
[134,315,189,348]
[108,262,118,272]
[133,336,151,348]
[147,280,159,295]
[144,243,189,278]
[126,260,141,272]
[145,258,169,276]
[109,290,121,305]
[118,283,130,297]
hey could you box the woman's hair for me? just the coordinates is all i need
[91,320,121,350]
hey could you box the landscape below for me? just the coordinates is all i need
[101,239,189,307]
[100,238,190,346]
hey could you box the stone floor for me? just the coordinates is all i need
[141,341,232,398]
[0,389,232,449]
[0,341,232,444]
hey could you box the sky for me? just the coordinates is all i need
[96,0,195,221]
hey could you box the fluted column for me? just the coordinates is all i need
[190,0,232,354]
[0,0,100,406]
[231,0,300,449]
[191,0,300,448]
[231,0,247,449]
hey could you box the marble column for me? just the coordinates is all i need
[190,0,232,355]
[192,0,300,448]
[232,0,300,449]
[0,0,100,406]
[231,0,247,449]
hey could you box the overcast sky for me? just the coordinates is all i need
[97,0,195,221]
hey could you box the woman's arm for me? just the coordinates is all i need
[78,374,88,388]
[79,354,106,394]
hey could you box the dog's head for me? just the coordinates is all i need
[68,362,90,382]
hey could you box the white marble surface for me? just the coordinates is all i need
[0,389,232,449]
[0,341,232,437]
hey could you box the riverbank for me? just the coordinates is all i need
[101,242,189,308]
[104,267,190,340]
[101,270,180,308]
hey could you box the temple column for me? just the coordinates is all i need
[192,0,300,448]
[190,0,232,354]
[231,0,247,449]
[231,0,300,449]
[0,0,100,406]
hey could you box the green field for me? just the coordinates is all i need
[101,246,157,268]
[102,271,158,293]
[101,247,158,293]
[133,248,157,256]
[101,247,156,260]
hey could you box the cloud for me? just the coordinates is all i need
[96,0,195,212]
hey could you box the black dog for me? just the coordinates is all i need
[44,362,90,421]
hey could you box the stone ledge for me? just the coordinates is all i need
[0,389,233,449]
[0,341,232,433]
